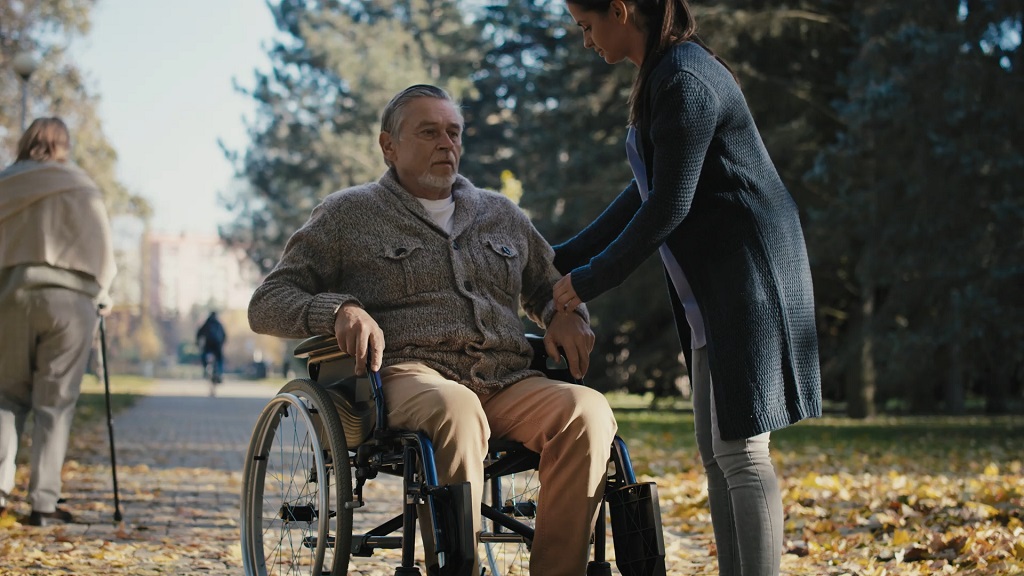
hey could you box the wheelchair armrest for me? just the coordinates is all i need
[292,334,389,439]
[525,333,578,384]
[293,334,347,363]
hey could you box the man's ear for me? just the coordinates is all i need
[379,132,396,163]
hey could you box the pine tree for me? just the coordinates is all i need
[223,0,483,271]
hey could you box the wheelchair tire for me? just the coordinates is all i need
[241,378,353,576]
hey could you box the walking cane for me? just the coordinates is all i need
[97,305,123,522]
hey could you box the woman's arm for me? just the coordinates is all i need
[570,70,719,302]
[553,179,642,274]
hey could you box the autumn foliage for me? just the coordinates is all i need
[1,397,1021,575]
[624,412,1024,575]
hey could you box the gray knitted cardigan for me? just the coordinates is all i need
[554,42,821,440]
[249,170,582,394]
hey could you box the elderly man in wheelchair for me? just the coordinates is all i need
[243,84,665,576]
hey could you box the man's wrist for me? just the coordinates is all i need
[333,300,360,317]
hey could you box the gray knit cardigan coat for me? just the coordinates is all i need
[554,42,822,440]
[249,170,579,394]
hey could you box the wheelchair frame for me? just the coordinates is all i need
[240,334,666,576]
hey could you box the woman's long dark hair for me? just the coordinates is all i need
[568,0,735,125]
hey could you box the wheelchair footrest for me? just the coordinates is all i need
[607,482,667,576]
[427,482,476,576]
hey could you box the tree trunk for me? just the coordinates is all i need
[945,291,965,414]
[847,289,877,418]
[945,345,966,414]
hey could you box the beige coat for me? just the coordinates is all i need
[0,161,116,305]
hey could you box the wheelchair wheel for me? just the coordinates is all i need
[241,379,353,575]
[482,468,540,576]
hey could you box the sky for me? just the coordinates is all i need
[76,0,277,236]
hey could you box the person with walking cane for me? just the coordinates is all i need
[0,117,117,526]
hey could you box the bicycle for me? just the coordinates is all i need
[202,350,223,397]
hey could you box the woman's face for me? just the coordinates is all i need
[567,1,642,66]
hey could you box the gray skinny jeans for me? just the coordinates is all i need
[691,346,783,576]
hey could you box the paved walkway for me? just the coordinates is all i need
[0,378,711,575]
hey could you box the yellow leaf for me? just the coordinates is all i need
[893,529,912,546]
[0,514,18,529]
[960,535,975,554]
[1014,540,1024,560]
[983,462,999,476]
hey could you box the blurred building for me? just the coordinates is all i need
[144,231,259,316]
[133,230,267,376]
[95,226,265,376]
[109,215,145,311]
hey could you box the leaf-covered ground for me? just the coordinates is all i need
[1,381,1021,575]
[618,411,1024,575]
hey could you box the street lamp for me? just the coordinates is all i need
[12,52,39,132]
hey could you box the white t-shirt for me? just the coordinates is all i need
[416,195,456,234]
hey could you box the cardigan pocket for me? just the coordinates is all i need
[482,237,521,297]
[379,241,431,297]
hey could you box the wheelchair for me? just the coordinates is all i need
[240,334,666,576]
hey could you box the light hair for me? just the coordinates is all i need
[380,84,463,137]
[17,117,71,163]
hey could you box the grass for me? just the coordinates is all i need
[75,373,151,429]
[606,398,1024,574]
[607,394,1024,477]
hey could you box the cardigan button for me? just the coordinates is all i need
[453,240,460,250]
[464,280,473,291]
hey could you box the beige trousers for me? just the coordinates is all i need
[0,287,98,512]
[380,362,618,576]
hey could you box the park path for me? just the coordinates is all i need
[0,378,713,575]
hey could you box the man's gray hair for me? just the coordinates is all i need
[380,84,463,136]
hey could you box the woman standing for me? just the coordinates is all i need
[0,118,116,525]
[552,1,822,574]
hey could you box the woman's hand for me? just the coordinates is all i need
[553,273,582,312]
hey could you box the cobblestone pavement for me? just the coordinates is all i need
[0,379,715,575]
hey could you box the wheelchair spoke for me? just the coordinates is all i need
[242,380,352,576]
[484,469,539,576]
[265,404,321,573]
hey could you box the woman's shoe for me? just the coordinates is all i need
[27,507,74,526]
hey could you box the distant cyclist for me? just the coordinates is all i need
[196,311,226,385]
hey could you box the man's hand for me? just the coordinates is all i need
[553,273,582,312]
[334,304,385,375]
[543,310,595,380]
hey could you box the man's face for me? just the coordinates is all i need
[380,97,463,199]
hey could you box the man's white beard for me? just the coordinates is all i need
[419,172,456,190]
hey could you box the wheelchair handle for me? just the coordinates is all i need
[367,361,388,433]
